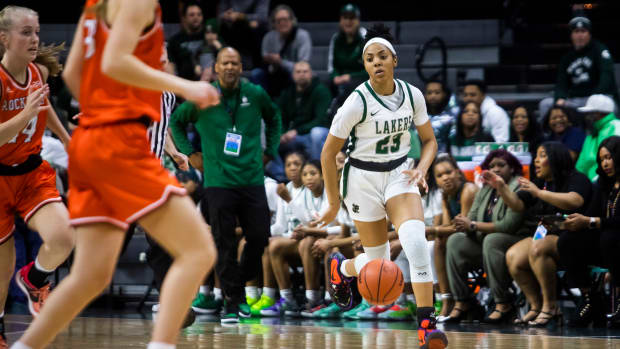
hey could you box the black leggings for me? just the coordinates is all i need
[557,229,620,288]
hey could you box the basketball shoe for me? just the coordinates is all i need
[250,294,276,316]
[328,252,355,310]
[417,307,448,349]
[16,262,50,316]
[191,293,222,314]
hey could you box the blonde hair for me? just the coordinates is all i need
[0,6,38,57]
[0,5,64,76]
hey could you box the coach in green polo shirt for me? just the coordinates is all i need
[170,47,281,322]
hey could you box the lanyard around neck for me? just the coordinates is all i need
[215,81,241,129]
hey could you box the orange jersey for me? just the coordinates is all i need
[0,63,48,166]
[79,0,165,127]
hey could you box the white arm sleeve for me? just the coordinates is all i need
[410,84,430,126]
[329,91,364,139]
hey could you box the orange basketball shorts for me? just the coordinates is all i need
[0,160,62,244]
[67,121,186,230]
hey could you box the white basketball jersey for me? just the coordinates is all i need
[330,79,429,162]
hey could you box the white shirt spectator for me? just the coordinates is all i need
[480,95,510,142]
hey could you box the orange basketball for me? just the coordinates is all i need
[357,259,404,306]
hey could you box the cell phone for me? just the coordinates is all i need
[536,214,567,231]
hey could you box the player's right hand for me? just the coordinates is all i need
[313,203,339,228]
[25,84,51,119]
[184,81,220,109]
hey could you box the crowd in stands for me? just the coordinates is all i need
[15,0,620,329]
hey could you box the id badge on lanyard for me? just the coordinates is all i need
[224,127,242,157]
[533,224,547,240]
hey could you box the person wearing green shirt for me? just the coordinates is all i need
[278,61,331,160]
[170,47,282,323]
[327,4,368,118]
[576,94,620,180]
[538,16,619,123]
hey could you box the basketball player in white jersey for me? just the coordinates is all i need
[316,24,448,349]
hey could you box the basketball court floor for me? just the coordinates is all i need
[5,311,620,348]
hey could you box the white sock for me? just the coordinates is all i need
[340,258,356,277]
[0,311,4,318]
[263,287,277,299]
[324,291,331,301]
[245,286,259,300]
[213,288,223,300]
[280,288,294,302]
[305,290,321,305]
[199,285,211,295]
[35,256,54,273]
[10,342,33,349]
[147,342,175,349]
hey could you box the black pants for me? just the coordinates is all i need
[122,224,172,291]
[557,229,620,289]
[205,186,270,303]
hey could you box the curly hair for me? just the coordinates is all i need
[363,23,395,48]
[480,149,523,177]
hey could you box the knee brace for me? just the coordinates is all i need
[398,220,433,283]
[353,241,390,274]
[395,250,411,283]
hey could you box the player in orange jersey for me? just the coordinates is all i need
[12,1,219,349]
[0,6,76,346]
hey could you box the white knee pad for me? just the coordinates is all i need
[395,250,411,283]
[398,220,433,283]
[427,240,438,284]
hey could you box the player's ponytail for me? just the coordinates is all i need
[35,42,65,77]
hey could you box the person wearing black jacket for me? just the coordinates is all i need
[559,136,620,327]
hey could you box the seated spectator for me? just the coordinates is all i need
[168,2,206,80]
[432,154,478,320]
[576,94,620,180]
[510,105,542,155]
[503,142,591,327]
[462,80,510,142]
[538,16,619,121]
[196,20,223,82]
[252,5,312,97]
[217,0,269,69]
[327,3,367,117]
[543,104,586,160]
[278,61,331,161]
[426,79,459,152]
[263,160,338,317]
[445,150,527,324]
[447,102,494,159]
[559,136,620,327]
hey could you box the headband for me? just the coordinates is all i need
[363,38,396,56]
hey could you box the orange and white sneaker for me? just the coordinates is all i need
[16,262,51,317]
[418,311,448,349]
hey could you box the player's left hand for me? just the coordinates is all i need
[313,203,339,228]
[402,168,428,193]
